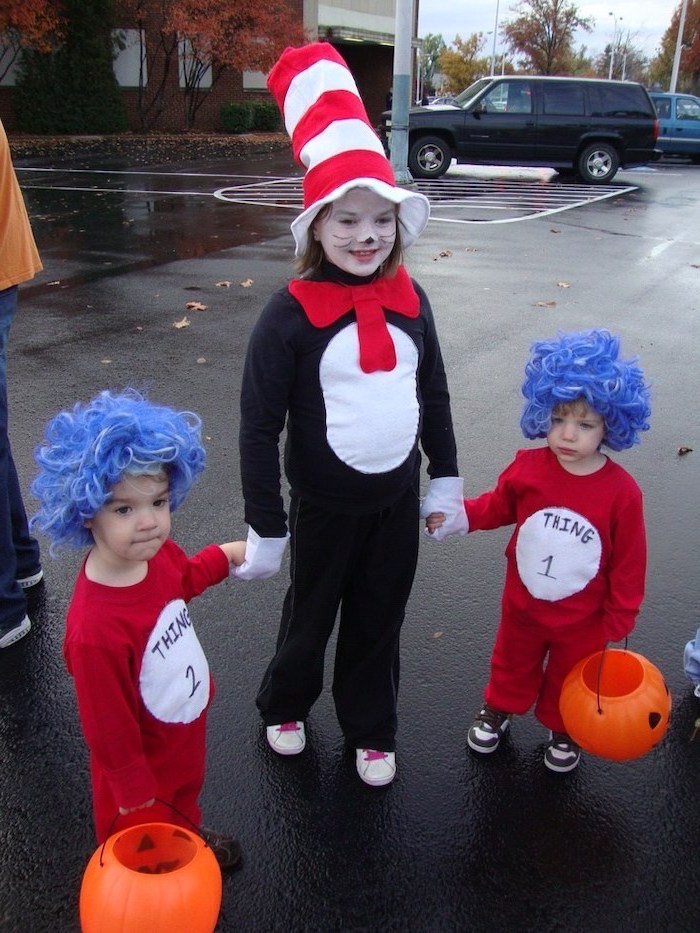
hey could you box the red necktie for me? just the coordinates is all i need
[288,266,419,373]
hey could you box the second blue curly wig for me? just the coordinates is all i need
[520,329,651,451]
[31,389,206,551]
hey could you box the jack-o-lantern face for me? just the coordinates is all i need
[80,822,222,932]
[559,649,672,761]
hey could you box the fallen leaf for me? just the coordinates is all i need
[173,316,190,329]
[534,300,557,307]
[433,249,453,261]
[549,227,561,233]
[557,281,571,288]
[239,278,254,288]
[433,631,443,639]
[196,357,207,364]
[678,446,693,456]
[216,280,232,287]
[100,359,112,364]
[185,301,207,311]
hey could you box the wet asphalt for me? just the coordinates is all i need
[1,149,699,932]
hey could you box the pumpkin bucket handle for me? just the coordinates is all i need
[99,796,206,866]
[595,639,629,714]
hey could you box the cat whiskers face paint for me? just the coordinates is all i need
[313,188,397,276]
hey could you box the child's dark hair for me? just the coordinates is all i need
[520,329,651,451]
[31,389,206,552]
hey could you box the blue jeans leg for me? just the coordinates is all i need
[0,285,38,631]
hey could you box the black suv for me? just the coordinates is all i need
[379,76,661,183]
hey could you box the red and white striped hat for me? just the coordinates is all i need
[267,42,430,255]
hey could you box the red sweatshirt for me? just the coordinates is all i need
[465,447,646,640]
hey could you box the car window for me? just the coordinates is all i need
[652,98,671,119]
[676,98,700,120]
[482,81,532,114]
[454,78,492,108]
[542,83,586,116]
[591,84,651,118]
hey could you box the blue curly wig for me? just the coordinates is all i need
[520,330,651,451]
[31,389,206,551]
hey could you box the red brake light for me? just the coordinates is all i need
[653,118,659,142]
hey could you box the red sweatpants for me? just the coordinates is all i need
[484,608,607,733]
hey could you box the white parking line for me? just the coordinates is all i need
[17,166,637,224]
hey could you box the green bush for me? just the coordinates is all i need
[251,102,280,131]
[220,102,254,133]
[13,0,128,134]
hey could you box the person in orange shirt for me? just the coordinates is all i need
[0,117,44,649]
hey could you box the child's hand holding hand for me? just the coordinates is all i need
[220,541,247,567]
[425,512,446,534]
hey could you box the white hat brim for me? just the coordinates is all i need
[291,178,430,256]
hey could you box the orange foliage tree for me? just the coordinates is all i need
[651,0,700,93]
[119,0,306,129]
[502,0,592,75]
[0,0,64,82]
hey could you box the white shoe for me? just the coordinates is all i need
[0,615,31,649]
[266,721,306,755]
[356,748,396,787]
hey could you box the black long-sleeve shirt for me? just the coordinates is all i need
[239,263,459,536]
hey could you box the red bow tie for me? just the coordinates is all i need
[288,266,419,373]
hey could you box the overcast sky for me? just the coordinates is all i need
[417,1,681,60]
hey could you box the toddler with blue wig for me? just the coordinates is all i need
[31,389,246,869]
[426,329,651,773]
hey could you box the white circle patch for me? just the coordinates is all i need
[319,323,419,474]
[516,507,601,601]
[140,598,210,723]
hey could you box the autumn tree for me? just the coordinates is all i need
[649,0,700,93]
[120,0,306,130]
[0,0,64,82]
[420,33,447,95]
[502,0,592,75]
[438,34,489,95]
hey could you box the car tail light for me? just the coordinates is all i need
[653,118,659,142]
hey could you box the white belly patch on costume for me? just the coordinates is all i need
[140,598,210,723]
[515,506,602,601]
[319,322,419,474]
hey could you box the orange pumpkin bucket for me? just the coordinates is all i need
[79,822,222,933]
[559,648,671,761]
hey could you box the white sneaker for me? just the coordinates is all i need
[356,748,396,787]
[0,615,31,649]
[266,721,306,755]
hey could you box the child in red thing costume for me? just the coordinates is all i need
[427,330,651,772]
[31,389,246,868]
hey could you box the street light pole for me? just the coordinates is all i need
[607,12,622,80]
[670,0,689,92]
[490,0,500,77]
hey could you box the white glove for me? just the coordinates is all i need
[420,476,469,542]
[233,527,290,580]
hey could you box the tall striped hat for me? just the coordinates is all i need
[267,42,430,255]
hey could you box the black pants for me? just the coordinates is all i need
[256,485,420,749]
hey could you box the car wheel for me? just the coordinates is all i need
[577,142,620,183]
[408,136,451,179]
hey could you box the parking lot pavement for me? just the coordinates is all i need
[1,153,699,932]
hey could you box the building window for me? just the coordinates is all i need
[113,29,147,88]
